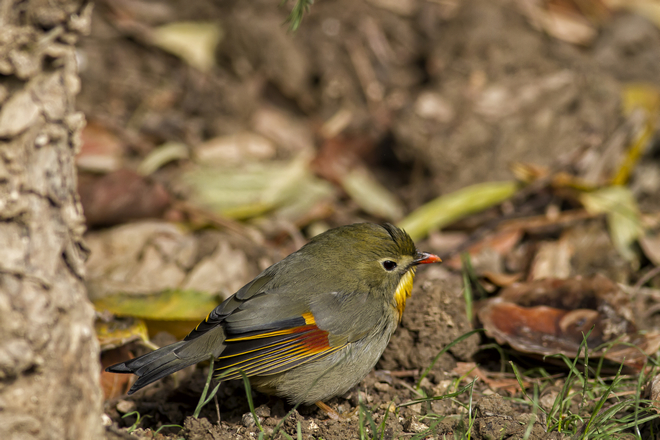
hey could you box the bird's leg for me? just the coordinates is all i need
[315,401,358,421]
[315,401,341,420]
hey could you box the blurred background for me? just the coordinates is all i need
[82,0,660,437]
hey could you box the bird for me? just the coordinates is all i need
[106,223,440,416]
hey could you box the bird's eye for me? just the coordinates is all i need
[382,260,397,271]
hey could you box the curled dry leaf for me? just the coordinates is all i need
[650,373,660,413]
[528,238,574,280]
[150,22,223,73]
[444,228,523,271]
[76,121,125,173]
[100,345,134,399]
[78,169,171,227]
[482,271,523,287]
[477,275,660,371]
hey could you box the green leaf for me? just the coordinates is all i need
[398,181,519,241]
[580,186,644,262]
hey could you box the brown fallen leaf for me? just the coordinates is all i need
[482,271,523,287]
[78,169,171,227]
[100,346,134,399]
[477,275,660,371]
[76,121,125,173]
[444,228,523,270]
[649,374,660,413]
[528,238,574,280]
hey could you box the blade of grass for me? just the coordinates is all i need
[581,362,624,439]
[193,356,221,418]
[521,384,539,440]
[236,369,263,432]
[378,402,392,440]
[510,362,547,416]
[401,380,476,408]
[461,253,488,300]
[416,329,484,391]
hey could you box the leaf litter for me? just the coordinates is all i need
[74,0,660,438]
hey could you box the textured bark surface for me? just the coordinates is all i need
[0,1,102,439]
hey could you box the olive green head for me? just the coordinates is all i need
[296,223,439,305]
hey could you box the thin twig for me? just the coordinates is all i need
[634,265,660,292]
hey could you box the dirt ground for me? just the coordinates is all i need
[75,0,660,439]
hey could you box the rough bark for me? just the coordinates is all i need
[0,1,102,439]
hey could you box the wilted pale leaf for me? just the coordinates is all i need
[138,141,189,176]
[93,289,220,321]
[195,132,276,166]
[342,167,404,221]
[529,239,573,281]
[580,186,644,262]
[398,181,519,241]
[640,232,660,266]
[151,22,223,72]
[182,156,328,220]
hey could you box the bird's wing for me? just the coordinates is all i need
[214,310,347,380]
[181,270,348,380]
[183,272,275,342]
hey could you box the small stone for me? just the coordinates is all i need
[374,382,390,392]
[101,414,112,426]
[403,415,428,433]
[254,404,270,418]
[116,399,136,414]
[241,412,262,428]
[379,401,397,414]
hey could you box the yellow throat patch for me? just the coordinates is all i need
[394,268,416,320]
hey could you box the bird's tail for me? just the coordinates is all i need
[106,326,226,394]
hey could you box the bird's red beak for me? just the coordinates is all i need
[414,252,442,265]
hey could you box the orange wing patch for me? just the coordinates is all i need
[216,313,342,380]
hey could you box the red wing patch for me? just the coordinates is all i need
[215,313,343,380]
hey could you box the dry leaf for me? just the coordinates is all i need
[640,232,660,266]
[150,22,223,72]
[444,229,523,271]
[77,122,124,172]
[482,271,523,287]
[477,275,660,371]
[529,239,574,280]
[78,169,171,227]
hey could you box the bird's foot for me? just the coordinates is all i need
[315,401,357,421]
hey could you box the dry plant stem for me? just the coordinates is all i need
[634,265,660,291]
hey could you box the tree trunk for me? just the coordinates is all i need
[0,1,102,439]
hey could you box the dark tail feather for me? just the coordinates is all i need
[106,326,226,394]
